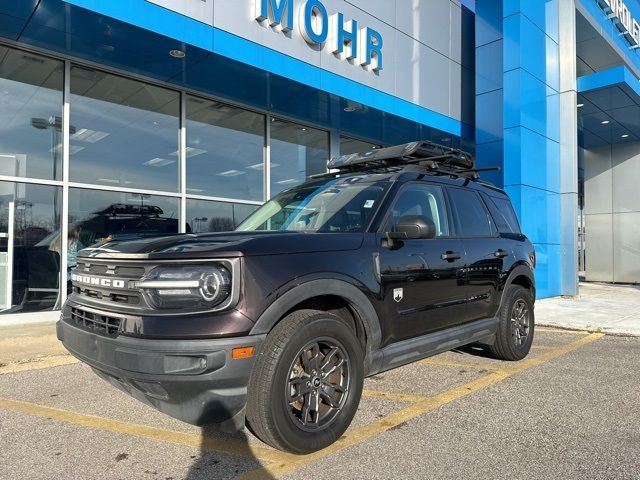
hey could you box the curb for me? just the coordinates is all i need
[537,322,640,338]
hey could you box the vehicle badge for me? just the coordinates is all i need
[393,288,403,303]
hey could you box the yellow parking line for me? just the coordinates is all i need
[419,357,500,371]
[0,355,79,375]
[536,326,590,334]
[0,397,289,465]
[236,332,604,479]
[362,389,428,403]
[0,333,604,480]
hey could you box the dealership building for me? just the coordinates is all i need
[0,0,639,323]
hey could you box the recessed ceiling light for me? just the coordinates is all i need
[344,107,357,112]
[601,120,610,124]
[622,134,630,138]
[300,127,307,132]
[577,103,584,108]
[247,162,280,170]
[143,158,175,167]
[170,147,207,158]
[169,49,185,58]
[217,169,246,177]
[70,128,109,143]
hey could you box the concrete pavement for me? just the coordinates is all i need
[536,282,640,336]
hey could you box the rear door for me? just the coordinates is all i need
[376,182,468,342]
[446,187,502,324]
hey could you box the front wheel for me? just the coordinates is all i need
[489,285,535,361]
[246,309,364,454]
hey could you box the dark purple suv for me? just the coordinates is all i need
[58,141,536,454]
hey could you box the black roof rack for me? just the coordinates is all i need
[318,141,484,180]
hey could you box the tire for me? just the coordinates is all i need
[489,285,535,361]
[246,309,364,454]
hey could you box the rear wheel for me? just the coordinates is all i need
[489,285,534,361]
[246,309,364,454]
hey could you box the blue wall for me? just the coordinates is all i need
[476,0,563,298]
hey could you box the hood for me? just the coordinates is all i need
[77,231,365,260]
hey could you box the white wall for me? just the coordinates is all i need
[584,142,640,283]
[146,0,468,121]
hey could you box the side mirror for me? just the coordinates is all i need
[388,215,436,240]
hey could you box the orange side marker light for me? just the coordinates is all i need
[232,346,255,360]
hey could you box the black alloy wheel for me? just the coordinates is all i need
[489,285,535,361]
[247,309,364,454]
[285,339,350,431]
[510,298,531,346]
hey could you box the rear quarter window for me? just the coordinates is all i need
[447,187,494,237]
[482,193,521,234]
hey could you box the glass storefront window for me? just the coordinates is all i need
[339,136,382,155]
[0,181,61,314]
[186,199,258,233]
[0,46,64,181]
[68,188,180,247]
[270,118,329,196]
[69,66,180,192]
[186,96,265,201]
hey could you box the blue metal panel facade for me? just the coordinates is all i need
[476,0,564,298]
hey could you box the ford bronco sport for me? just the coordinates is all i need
[57,141,536,454]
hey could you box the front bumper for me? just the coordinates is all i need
[57,317,265,428]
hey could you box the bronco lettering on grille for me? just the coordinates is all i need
[71,273,126,289]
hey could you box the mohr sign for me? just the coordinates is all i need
[255,0,384,71]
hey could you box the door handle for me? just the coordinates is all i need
[494,249,509,258]
[441,251,461,261]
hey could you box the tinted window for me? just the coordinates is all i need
[483,194,521,234]
[0,181,61,314]
[186,199,258,233]
[392,184,449,237]
[339,136,381,155]
[0,47,64,181]
[448,188,493,237]
[270,119,328,196]
[69,188,179,246]
[186,96,264,201]
[70,66,180,192]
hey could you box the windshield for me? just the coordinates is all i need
[237,176,388,233]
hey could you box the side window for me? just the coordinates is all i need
[391,184,449,237]
[447,188,493,237]
[483,194,521,234]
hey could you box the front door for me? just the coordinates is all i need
[376,182,469,343]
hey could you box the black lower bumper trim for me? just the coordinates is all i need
[57,319,265,427]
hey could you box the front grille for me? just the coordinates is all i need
[73,260,147,307]
[76,261,145,278]
[72,286,141,305]
[70,306,122,337]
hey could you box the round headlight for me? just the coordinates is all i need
[199,268,230,303]
[138,264,232,310]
